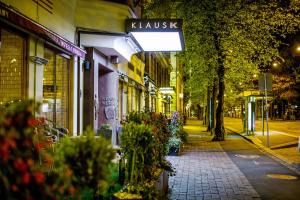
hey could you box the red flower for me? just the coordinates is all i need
[27,118,39,127]
[0,140,10,162]
[13,158,28,172]
[35,142,44,152]
[34,171,45,184]
[22,172,31,185]
[11,184,18,192]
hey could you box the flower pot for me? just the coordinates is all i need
[168,146,180,156]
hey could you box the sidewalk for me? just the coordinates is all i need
[224,117,300,172]
[167,119,260,200]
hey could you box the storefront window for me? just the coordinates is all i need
[43,48,70,128]
[0,28,25,105]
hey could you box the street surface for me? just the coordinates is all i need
[224,117,300,168]
[168,119,300,200]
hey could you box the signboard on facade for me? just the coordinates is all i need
[126,19,184,51]
[0,2,86,58]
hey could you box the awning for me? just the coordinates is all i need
[0,2,86,58]
[80,33,139,63]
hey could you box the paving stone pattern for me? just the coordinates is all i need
[167,137,261,200]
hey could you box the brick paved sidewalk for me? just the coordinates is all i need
[167,122,260,200]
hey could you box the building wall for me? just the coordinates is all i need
[76,0,132,33]
[0,0,82,135]
[1,0,77,42]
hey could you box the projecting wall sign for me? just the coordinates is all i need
[126,19,183,32]
[125,19,184,51]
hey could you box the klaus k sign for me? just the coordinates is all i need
[126,19,184,52]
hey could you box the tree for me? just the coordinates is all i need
[144,0,300,140]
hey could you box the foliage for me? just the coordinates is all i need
[100,163,122,199]
[167,111,187,151]
[0,100,55,199]
[121,122,155,184]
[53,127,115,198]
[144,0,300,140]
[99,123,111,130]
[168,137,182,150]
[120,112,174,199]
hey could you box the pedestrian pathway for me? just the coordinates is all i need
[167,119,260,200]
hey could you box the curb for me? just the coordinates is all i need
[225,127,300,176]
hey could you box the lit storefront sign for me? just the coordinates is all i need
[159,87,175,94]
[126,19,184,51]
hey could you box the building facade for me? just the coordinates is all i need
[0,0,182,144]
[0,0,85,136]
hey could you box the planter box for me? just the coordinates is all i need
[155,170,169,195]
[113,170,169,199]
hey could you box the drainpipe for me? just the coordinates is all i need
[76,31,81,136]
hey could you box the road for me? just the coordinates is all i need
[224,117,300,175]
[221,130,300,200]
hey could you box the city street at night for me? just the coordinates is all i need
[1,0,300,199]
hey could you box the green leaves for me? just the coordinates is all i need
[53,128,115,197]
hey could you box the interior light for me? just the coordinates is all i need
[131,32,182,51]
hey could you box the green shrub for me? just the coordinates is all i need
[53,128,115,198]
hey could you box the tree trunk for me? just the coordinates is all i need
[213,64,225,141]
[212,33,225,141]
[206,86,211,130]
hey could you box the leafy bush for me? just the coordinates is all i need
[121,122,154,184]
[100,163,122,199]
[0,100,56,199]
[53,128,115,198]
[120,112,174,199]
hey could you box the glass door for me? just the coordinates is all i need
[43,48,70,128]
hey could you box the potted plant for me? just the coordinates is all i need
[115,112,174,199]
[97,123,112,140]
[167,111,188,156]
[167,137,182,156]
